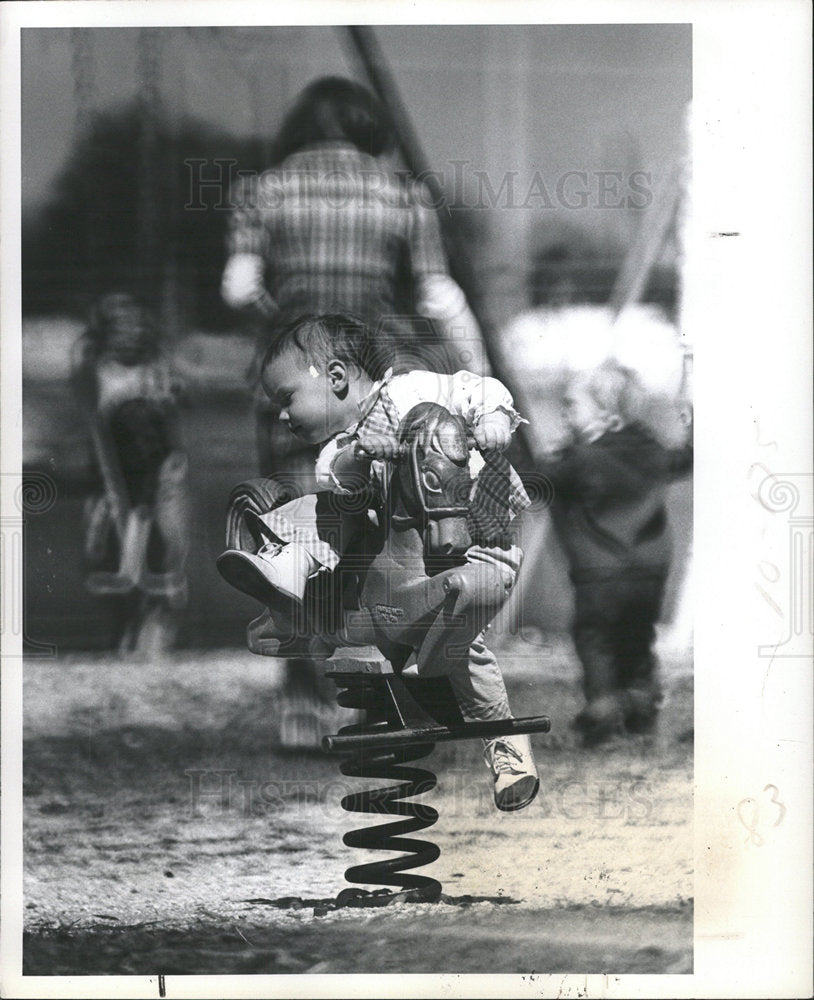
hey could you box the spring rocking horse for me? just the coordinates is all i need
[224,402,550,907]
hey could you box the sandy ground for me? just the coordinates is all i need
[22,637,693,976]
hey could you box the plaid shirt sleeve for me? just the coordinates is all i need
[408,181,451,278]
[225,173,268,257]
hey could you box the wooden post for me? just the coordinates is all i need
[343,25,535,467]
[608,158,684,320]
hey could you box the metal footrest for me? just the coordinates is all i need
[322,647,550,753]
[322,714,551,753]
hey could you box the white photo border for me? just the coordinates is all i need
[2,2,811,998]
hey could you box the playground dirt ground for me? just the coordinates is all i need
[21,637,693,978]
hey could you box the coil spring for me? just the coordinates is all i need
[334,679,442,902]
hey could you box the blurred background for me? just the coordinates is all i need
[21,23,693,652]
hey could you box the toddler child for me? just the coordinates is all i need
[217,313,538,810]
[542,360,693,745]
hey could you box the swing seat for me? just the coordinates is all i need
[83,502,187,606]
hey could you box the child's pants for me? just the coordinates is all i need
[254,494,518,723]
[571,571,667,709]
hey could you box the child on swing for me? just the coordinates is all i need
[217,313,539,811]
[73,292,189,605]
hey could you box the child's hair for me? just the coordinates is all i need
[273,76,394,163]
[573,359,645,426]
[261,313,394,391]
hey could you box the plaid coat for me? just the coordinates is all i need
[227,143,449,328]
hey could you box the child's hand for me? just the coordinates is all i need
[355,431,401,461]
[473,410,512,453]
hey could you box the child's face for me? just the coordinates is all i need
[562,379,610,443]
[102,296,152,364]
[264,348,363,444]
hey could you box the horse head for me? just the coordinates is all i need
[390,402,472,561]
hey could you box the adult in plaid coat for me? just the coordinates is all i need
[220,75,487,480]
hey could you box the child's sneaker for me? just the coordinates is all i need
[482,734,540,812]
[216,541,317,607]
[621,686,663,735]
[571,694,625,747]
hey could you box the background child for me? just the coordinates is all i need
[72,292,190,624]
[541,359,693,746]
[217,313,538,811]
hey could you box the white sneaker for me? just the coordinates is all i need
[483,734,540,812]
[216,542,317,606]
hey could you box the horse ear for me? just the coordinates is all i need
[430,415,456,452]
[430,420,469,464]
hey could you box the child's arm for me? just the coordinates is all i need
[385,370,524,453]
[314,437,372,494]
[221,173,277,318]
[472,410,513,453]
[450,371,524,453]
[540,444,648,505]
[447,371,525,435]
[69,337,99,414]
[665,412,694,480]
